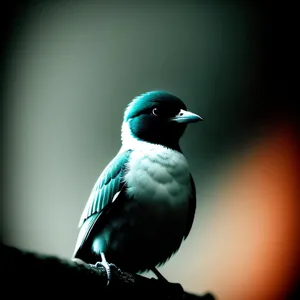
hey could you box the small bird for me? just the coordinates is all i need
[73,91,202,284]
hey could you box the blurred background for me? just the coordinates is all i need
[0,1,298,300]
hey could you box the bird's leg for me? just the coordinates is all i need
[92,253,118,286]
[151,267,169,282]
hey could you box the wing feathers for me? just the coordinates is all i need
[74,150,131,258]
[78,150,131,228]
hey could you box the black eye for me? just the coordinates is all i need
[152,107,160,116]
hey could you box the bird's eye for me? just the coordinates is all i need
[152,108,160,116]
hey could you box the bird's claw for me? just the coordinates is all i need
[92,261,119,286]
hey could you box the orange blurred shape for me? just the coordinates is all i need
[190,122,299,300]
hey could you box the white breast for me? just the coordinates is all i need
[124,142,191,211]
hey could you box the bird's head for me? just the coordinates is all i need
[121,91,202,151]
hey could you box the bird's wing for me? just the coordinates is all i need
[184,174,197,239]
[73,149,132,258]
[78,149,132,228]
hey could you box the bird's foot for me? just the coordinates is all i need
[91,261,119,286]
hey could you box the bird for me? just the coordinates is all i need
[73,90,202,284]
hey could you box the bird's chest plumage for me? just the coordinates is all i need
[122,145,191,251]
[125,146,191,207]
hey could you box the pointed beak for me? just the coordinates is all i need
[170,109,203,123]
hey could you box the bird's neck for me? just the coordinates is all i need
[120,122,182,153]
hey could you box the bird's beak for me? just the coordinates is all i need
[170,109,203,123]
